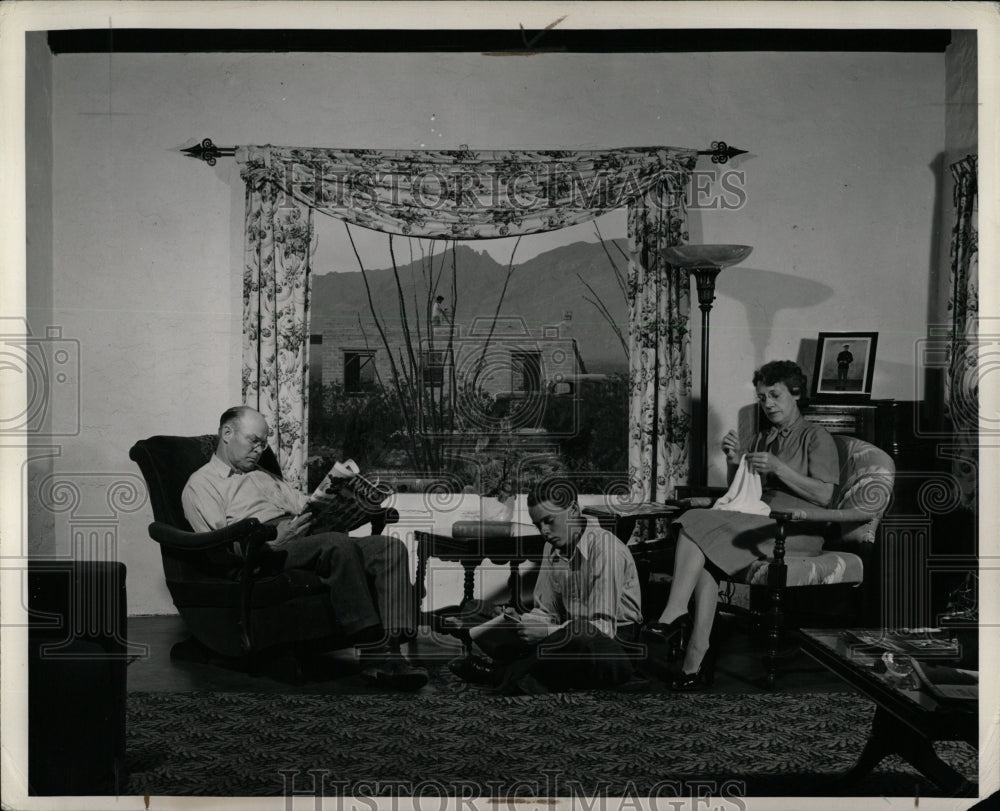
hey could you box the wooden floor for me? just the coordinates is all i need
[126,613,850,696]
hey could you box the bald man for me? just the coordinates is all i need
[182,406,426,690]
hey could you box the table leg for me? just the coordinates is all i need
[415,535,430,623]
[461,561,477,605]
[845,707,975,795]
[456,566,476,657]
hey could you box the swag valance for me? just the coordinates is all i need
[236,144,698,238]
[235,143,701,501]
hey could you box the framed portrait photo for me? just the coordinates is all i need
[811,332,878,402]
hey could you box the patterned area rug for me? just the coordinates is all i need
[126,683,977,798]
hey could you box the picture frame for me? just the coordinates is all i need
[810,332,878,402]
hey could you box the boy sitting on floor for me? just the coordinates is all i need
[447,481,643,694]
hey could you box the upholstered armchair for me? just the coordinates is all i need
[129,434,398,668]
[672,434,895,686]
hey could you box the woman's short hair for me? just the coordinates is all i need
[752,361,808,401]
[526,478,578,510]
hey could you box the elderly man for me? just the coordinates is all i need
[181,405,426,690]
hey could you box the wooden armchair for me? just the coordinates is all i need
[673,434,895,686]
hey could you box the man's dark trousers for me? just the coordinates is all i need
[274,530,415,643]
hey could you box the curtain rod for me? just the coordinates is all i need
[179,138,747,166]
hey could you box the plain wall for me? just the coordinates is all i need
[24,32,56,554]
[30,47,953,614]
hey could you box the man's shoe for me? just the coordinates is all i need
[360,652,428,691]
[448,654,499,686]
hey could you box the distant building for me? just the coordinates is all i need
[309,316,586,430]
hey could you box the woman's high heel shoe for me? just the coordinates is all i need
[640,614,692,661]
[670,644,717,692]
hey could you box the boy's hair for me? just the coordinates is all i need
[526,479,578,510]
[752,360,807,401]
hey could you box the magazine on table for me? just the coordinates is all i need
[908,658,978,702]
[298,459,393,533]
[843,628,961,658]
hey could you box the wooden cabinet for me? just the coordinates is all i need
[801,400,972,629]
[801,402,880,443]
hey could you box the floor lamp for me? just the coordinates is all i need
[661,244,753,487]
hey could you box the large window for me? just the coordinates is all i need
[308,216,630,483]
[343,349,376,393]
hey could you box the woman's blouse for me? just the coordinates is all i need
[744,414,839,505]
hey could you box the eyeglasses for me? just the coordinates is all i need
[242,434,268,451]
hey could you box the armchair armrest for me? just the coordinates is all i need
[147,517,277,551]
[369,507,399,536]
[768,507,876,524]
[664,497,716,510]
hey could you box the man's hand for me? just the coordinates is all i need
[517,615,559,643]
[271,513,312,546]
[721,430,741,466]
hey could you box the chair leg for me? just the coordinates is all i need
[762,604,783,689]
[764,566,788,689]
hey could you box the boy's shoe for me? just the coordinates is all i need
[447,654,500,686]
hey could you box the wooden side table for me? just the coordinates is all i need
[413,523,548,620]
[582,502,680,542]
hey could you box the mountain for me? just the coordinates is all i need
[310,240,631,373]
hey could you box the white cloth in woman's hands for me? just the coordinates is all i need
[711,455,770,516]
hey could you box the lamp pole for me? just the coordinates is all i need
[691,266,723,488]
[662,244,752,490]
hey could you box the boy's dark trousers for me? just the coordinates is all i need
[460,601,640,691]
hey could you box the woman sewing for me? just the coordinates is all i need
[644,360,840,691]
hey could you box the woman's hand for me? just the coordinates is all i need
[721,430,741,466]
[746,451,785,477]
[517,616,558,643]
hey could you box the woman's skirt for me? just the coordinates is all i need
[673,493,829,578]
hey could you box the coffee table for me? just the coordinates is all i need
[798,628,977,796]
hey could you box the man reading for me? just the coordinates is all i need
[181,406,427,690]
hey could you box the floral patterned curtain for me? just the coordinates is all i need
[241,170,314,489]
[627,182,692,502]
[236,145,698,238]
[944,155,978,511]
[236,145,699,493]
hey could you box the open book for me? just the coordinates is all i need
[469,608,524,656]
[299,459,393,533]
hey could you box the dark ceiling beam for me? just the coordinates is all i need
[48,28,953,55]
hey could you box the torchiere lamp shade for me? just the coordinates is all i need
[660,244,753,270]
